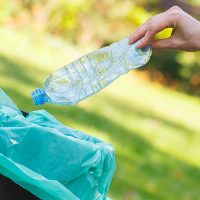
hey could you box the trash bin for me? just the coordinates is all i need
[0,110,40,200]
[0,89,116,200]
[0,173,39,200]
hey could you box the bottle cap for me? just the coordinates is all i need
[31,88,49,105]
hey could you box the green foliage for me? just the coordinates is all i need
[0,1,16,23]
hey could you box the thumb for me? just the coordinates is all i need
[152,38,177,50]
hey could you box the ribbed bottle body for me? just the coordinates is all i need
[34,37,152,105]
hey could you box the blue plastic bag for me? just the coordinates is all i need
[0,89,116,200]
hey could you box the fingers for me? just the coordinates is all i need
[128,20,149,45]
[152,38,177,49]
[129,10,176,48]
[136,29,154,48]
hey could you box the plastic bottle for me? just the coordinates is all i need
[32,37,152,105]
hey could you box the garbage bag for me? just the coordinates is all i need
[0,89,116,200]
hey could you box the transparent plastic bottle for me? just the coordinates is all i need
[32,37,152,105]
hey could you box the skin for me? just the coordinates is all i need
[128,6,200,52]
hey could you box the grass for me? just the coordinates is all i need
[0,27,200,200]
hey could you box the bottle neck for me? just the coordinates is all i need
[32,88,49,105]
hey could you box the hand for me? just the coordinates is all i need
[128,6,200,51]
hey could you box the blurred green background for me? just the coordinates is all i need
[0,0,200,199]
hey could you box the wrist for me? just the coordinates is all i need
[197,33,200,51]
[196,22,200,51]
[189,23,200,51]
[197,40,200,51]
